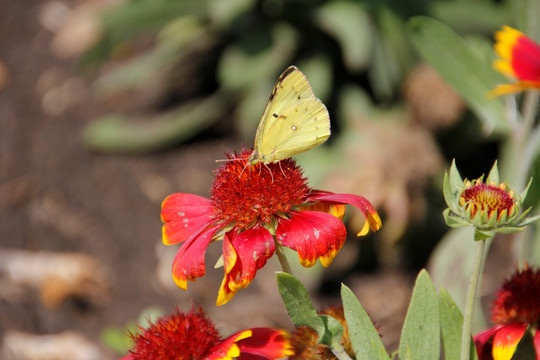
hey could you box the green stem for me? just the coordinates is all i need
[515,91,540,191]
[460,238,488,360]
[275,243,293,275]
[330,342,353,360]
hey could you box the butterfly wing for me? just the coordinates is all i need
[256,98,330,162]
[252,66,330,163]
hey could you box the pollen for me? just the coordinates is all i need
[211,150,310,229]
[460,181,516,220]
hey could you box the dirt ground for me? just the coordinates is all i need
[0,1,415,357]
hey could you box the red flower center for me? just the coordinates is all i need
[211,150,310,229]
[491,265,540,325]
[129,308,221,360]
[460,182,515,219]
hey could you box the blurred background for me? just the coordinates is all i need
[1,0,538,358]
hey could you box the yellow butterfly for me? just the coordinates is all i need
[248,66,331,165]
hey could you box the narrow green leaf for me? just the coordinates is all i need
[84,92,230,153]
[486,161,500,184]
[439,289,479,360]
[408,17,509,135]
[512,0,540,43]
[449,160,464,192]
[399,269,440,360]
[341,284,390,360]
[276,272,326,337]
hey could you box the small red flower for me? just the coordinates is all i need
[122,307,292,360]
[490,25,540,96]
[474,265,540,360]
[161,149,381,305]
[460,181,516,222]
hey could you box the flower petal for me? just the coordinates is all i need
[491,26,540,96]
[492,323,527,360]
[300,201,346,220]
[206,330,252,360]
[474,325,503,360]
[171,225,219,290]
[236,328,293,359]
[511,31,540,82]
[217,226,275,306]
[308,190,382,235]
[161,193,214,245]
[276,211,346,267]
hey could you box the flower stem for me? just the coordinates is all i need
[275,243,293,275]
[460,238,487,360]
[330,342,353,360]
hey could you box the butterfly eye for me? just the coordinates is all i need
[273,113,278,118]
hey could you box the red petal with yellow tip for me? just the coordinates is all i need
[237,328,293,359]
[308,191,382,234]
[276,210,346,267]
[492,323,526,360]
[206,330,252,360]
[474,325,503,359]
[171,225,219,289]
[161,193,214,245]
[217,226,275,306]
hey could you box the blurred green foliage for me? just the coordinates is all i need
[79,0,540,312]
[81,0,508,152]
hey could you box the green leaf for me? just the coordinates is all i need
[218,23,298,92]
[430,1,511,34]
[474,229,493,241]
[314,1,372,72]
[486,161,500,184]
[93,17,210,99]
[449,159,465,191]
[442,210,469,228]
[439,289,479,360]
[512,0,540,43]
[407,17,509,135]
[84,92,231,153]
[368,7,414,99]
[398,270,440,360]
[319,315,344,347]
[341,284,390,360]
[276,272,326,339]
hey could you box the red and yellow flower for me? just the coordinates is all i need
[161,149,381,305]
[474,265,540,360]
[490,25,540,96]
[122,306,292,360]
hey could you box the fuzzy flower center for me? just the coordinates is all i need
[128,308,221,360]
[460,182,515,219]
[491,266,540,325]
[211,150,310,229]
